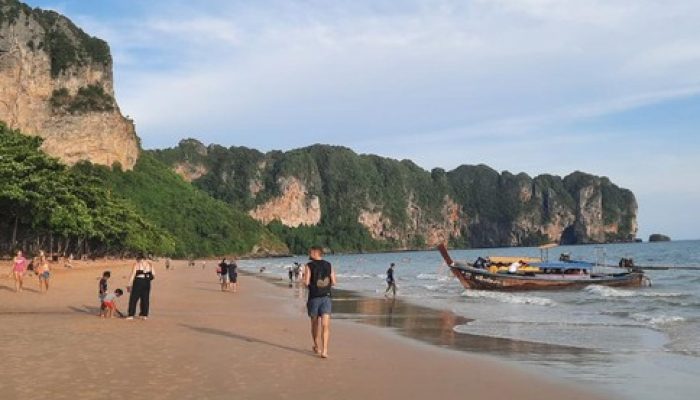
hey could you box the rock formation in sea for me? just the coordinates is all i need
[0,0,138,169]
[648,234,671,242]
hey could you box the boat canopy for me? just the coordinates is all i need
[531,261,594,270]
[489,256,541,264]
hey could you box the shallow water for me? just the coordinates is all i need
[242,240,700,400]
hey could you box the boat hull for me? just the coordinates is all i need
[450,265,645,291]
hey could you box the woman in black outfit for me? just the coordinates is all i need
[127,254,155,320]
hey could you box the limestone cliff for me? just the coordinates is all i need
[0,0,138,169]
[249,177,321,227]
[152,142,638,253]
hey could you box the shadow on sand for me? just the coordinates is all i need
[0,284,15,292]
[180,324,314,358]
[68,305,101,315]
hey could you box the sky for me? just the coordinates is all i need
[28,0,700,240]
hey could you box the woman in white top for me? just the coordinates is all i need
[126,254,155,320]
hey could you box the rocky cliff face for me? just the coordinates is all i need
[0,1,138,169]
[153,141,638,252]
[249,177,321,227]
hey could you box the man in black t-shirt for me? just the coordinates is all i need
[304,246,336,359]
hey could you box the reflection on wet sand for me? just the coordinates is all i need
[256,273,611,366]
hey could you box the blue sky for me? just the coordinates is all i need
[29,0,700,240]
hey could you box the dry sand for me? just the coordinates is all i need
[0,259,611,400]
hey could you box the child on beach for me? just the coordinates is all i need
[98,271,111,311]
[100,289,124,318]
[304,246,336,359]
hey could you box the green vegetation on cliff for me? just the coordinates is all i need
[50,85,115,114]
[153,141,639,254]
[0,123,173,256]
[0,123,286,258]
[0,0,111,76]
[80,153,285,258]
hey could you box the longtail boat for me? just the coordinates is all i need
[437,244,648,291]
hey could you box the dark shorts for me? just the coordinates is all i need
[229,274,237,283]
[307,296,332,318]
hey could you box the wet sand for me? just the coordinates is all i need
[0,260,610,399]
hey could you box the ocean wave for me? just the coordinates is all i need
[335,273,375,279]
[416,273,452,282]
[631,313,686,327]
[461,290,555,306]
[584,285,686,298]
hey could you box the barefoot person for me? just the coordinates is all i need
[126,254,155,320]
[100,289,124,319]
[228,258,239,293]
[36,251,51,293]
[98,271,111,313]
[304,246,336,358]
[384,263,397,298]
[218,258,229,291]
[12,250,28,292]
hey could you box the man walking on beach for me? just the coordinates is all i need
[385,263,397,298]
[304,246,336,359]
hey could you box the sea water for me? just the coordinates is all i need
[242,241,700,400]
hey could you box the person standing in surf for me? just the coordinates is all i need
[304,246,336,358]
[126,254,155,320]
[385,263,397,298]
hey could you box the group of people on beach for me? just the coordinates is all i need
[5,244,392,360]
[8,250,51,293]
[217,258,239,292]
[96,254,155,320]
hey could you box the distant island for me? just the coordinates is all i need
[649,234,671,242]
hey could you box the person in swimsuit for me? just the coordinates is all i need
[304,246,336,358]
[12,250,27,292]
[126,254,155,320]
[36,251,51,293]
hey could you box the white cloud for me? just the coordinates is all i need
[53,0,700,238]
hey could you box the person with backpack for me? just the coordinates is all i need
[303,246,336,359]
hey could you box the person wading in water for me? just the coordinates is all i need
[304,246,336,359]
[385,263,397,298]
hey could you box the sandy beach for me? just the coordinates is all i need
[0,259,609,400]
